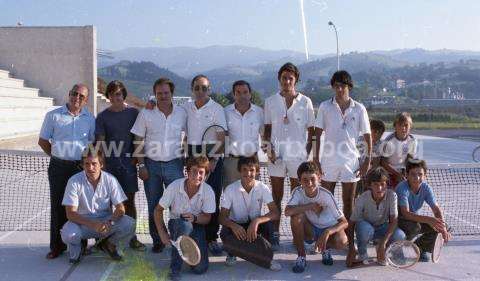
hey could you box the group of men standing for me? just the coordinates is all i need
[37,62,450,278]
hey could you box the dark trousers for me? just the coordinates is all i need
[205,158,223,242]
[398,218,445,252]
[47,157,82,250]
[220,221,274,269]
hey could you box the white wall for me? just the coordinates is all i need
[0,26,97,113]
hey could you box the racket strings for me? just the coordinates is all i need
[179,238,201,265]
[387,243,419,266]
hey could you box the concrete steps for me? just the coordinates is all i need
[0,69,55,139]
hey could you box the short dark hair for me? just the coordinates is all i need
[330,70,353,89]
[297,161,320,179]
[370,119,386,135]
[105,80,127,100]
[232,80,252,94]
[191,74,210,90]
[237,155,260,172]
[366,167,389,187]
[153,77,175,94]
[406,158,427,174]
[81,143,105,166]
[277,62,300,84]
[186,156,210,172]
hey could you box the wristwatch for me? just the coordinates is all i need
[108,219,115,226]
[138,163,145,169]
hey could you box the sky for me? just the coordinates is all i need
[1,0,479,55]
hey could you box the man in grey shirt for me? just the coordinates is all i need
[347,167,405,266]
[61,145,135,264]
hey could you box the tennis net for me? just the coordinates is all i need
[1,149,479,236]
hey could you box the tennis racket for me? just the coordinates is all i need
[385,240,420,268]
[472,146,480,162]
[170,235,201,266]
[201,124,227,179]
[431,233,444,263]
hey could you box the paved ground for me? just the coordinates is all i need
[1,232,479,281]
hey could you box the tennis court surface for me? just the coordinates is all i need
[1,133,480,281]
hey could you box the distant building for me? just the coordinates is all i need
[396,79,406,89]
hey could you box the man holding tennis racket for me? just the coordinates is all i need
[223,80,264,187]
[61,145,135,264]
[347,167,406,267]
[154,156,216,280]
[131,78,187,253]
[263,63,316,249]
[183,75,227,256]
[219,156,281,271]
[396,158,451,262]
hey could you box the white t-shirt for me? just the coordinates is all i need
[158,178,216,219]
[62,171,127,219]
[183,98,227,145]
[381,133,417,172]
[224,103,264,157]
[315,97,370,166]
[220,180,273,223]
[287,186,344,229]
[130,106,187,161]
[264,92,315,161]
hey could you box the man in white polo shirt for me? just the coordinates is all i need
[263,63,316,248]
[183,74,227,255]
[154,156,216,280]
[131,77,187,253]
[314,70,371,223]
[223,80,264,187]
[219,156,281,271]
[61,145,135,264]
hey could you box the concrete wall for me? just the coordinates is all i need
[0,26,97,113]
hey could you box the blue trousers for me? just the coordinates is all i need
[168,219,209,275]
[144,157,184,245]
[355,220,406,256]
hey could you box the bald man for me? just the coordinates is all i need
[38,84,95,259]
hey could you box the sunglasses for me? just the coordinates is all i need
[194,85,210,92]
[70,91,88,100]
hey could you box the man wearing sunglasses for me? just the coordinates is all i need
[38,84,95,260]
[183,75,228,256]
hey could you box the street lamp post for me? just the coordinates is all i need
[328,21,340,71]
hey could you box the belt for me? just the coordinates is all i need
[51,156,82,166]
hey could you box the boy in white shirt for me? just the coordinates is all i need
[285,162,348,273]
[380,112,417,189]
[219,156,281,271]
[154,156,216,280]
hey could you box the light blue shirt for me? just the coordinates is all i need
[62,171,127,219]
[39,105,95,160]
[396,181,437,214]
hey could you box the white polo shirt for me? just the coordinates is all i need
[224,103,264,157]
[264,92,315,160]
[381,133,417,171]
[183,98,227,145]
[158,178,216,219]
[130,105,187,162]
[315,97,370,166]
[287,186,344,229]
[220,180,273,223]
[62,171,127,219]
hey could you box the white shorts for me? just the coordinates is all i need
[268,158,304,179]
[321,161,360,183]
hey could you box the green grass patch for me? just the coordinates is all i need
[114,253,168,281]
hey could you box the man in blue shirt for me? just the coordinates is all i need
[38,84,95,259]
[396,158,451,262]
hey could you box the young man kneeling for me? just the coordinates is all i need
[285,162,348,273]
[219,156,281,271]
[347,167,405,266]
[396,158,451,262]
[154,156,216,280]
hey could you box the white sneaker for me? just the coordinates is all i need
[225,255,237,266]
[270,260,282,271]
[358,252,369,264]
